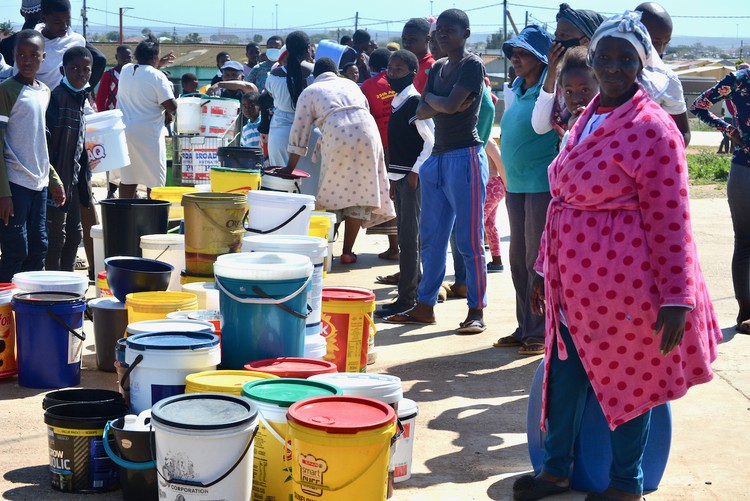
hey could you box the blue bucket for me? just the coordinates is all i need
[13,292,87,389]
[214,252,313,369]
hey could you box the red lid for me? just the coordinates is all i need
[287,396,396,434]
[97,271,107,279]
[0,283,14,292]
[244,357,338,378]
[321,287,376,302]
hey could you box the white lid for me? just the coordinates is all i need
[165,310,193,320]
[308,373,403,404]
[397,398,419,419]
[88,297,126,310]
[182,282,216,293]
[246,190,315,207]
[140,234,185,246]
[214,252,312,281]
[13,271,88,288]
[126,319,216,336]
[242,235,328,255]
[91,224,103,237]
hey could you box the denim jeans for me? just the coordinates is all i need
[46,185,82,271]
[0,183,48,282]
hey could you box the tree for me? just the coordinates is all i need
[105,31,119,42]
[184,33,202,43]
[486,29,505,50]
[0,21,14,37]
[253,34,263,43]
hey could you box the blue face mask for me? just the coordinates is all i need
[62,75,89,92]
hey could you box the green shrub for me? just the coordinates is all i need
[687,149,731,183]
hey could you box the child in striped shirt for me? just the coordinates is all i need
[240,91,261,149]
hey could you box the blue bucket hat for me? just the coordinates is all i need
[502,25,554,65]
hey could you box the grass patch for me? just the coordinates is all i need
[688,118,716,133]
[687,149,731,184]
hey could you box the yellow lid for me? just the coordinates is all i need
[185,370,278,395]
[125,291,199,311]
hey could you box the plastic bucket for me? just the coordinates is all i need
[320,288,377,373]
[260,168,310,193]
[97,271,112,298]
[311,211,338,274]
[185,369,278,395]
[85,109,130,173]
[181,282,219,310]
[42,388,126,410]
[217,146,265,170]
[123,331,221,414]
[150,393,259,500]
[241,378,342,501]
[100,199,170,258]
[305,333,328,360]
[245,191,315,236]
[12,271,88,295]
[125,291,199,324]
[180,269,215,285]
[200,97,241,136]
[308,215,333,277]
[91,224,105,283]
[150,186,197,220]
[103,415,158,501]
[393,398,419,483]
[175,96,204,134]
[242,235,328,337]
[187,310,221,337]
[287,395,398,500]
[140,234,186,291]
[44,401,129,492]
[315,39,358,69]
[13,292,87,389]
[211,167,262,195]
[183,192,247,275]
[0,284,17,378]
[126,318,215,337]
[244,357,338,379]
[214,252,313,368]
[88,297,128,372]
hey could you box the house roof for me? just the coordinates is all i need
[91,42,252,68]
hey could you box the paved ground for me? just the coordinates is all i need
[0,195,744,500]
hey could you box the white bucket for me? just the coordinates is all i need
[311,211,338,273]
[393,398,419,483]
[91,223,105,284]
[181,282,219,310]
[245,191,315,237]
[151,393,258,501]
[308,373,403,409]
[200,97,240,137]
[124,331,221,414]
[140,234,186,292]
[261,171,304,193]
[175,96,204,134]
[125,319,215,337]
[165,310,193,320]
[85,109,130,173]
[305,334,327,360]
[12,271,88,295]
[242,235,328,336]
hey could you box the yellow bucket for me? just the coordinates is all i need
[210,167,262,195]
[125,291,199,324]
[180,269,215,285]
[309,215,332,276]
[150,186,197,220]
[321,288,376,373]
[287,395,398,500]
[185,370,277,395]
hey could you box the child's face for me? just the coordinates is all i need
[386,57,411,80]
[246,45,260,66]
[401,28,428,58]
[561,68,598,115]
[14,38,45,81]
[62,55,92,90]
[344,65,359,82]
[41,10,71,39]
[434,19,469,54]
[242,99,259,120]
[115,49,132,67]
[183,80,198,93]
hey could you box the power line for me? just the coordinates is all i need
[505,1,750,18]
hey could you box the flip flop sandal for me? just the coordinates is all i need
[382,312,436,326]
[339,253,357,264]
[456,319,487,334]
[518,342,545,356]
[378,250,400,261]
[375,274,400,285]
[487,263,504,273]
[584,493,645,501]
[513,474,570,501]
[493,335,521,348]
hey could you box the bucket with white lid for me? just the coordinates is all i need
[125,318,215,337]
[241,378,342,501]
[305,333,328,360]
[150,393,259,501]
[140,234,185,291]
[12,271,88,295]
[393,398,419,483]
[123,331,221,414]
[242,235,328,337]
[181,281,219,310]
[85,109,130,173]
[245,191,315,237]
[311,211,338,273]
[175,95,205,134]
[213,252,313,368]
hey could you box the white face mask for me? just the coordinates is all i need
[265,48,281,62]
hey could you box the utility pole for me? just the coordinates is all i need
[81,0,88,39]
[275,4,279,32]
[119,7,133,45]
[525,11,528,27]
[355,11,359,31]
[503,0,508,82]
[430,0,433,16]
[222,0,225,34]
[251,6,254,36]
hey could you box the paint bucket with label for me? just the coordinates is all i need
[102,411,158,501]
[320,288,376,372]
[44,401,129,492]
[214,252,313,368]
[88,297,128,372]
[200,97,241,136]
[123,331,221,414]
[392,398,419,483]
[245,190,315,236]
[85,109,130,173]
[287,395,398,500]
[241,378,342,501]
[0,284,17,378]
[150,393,259,501]
[244,357,338,379]
[185,369,278,395]
[13,292,87,389]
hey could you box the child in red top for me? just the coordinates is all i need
[359,48,395,152]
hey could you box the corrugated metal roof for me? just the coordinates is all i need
[90,42,253,68]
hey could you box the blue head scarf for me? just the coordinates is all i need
[502,25,554,65]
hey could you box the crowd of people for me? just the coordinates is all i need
[0,0,741,498]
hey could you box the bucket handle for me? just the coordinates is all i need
[365,312,377,337]
[152,424,258,488]
[244,205,306,235]
[103,420,156,470]
[154,244,172,262]
[214,273,311,308]
[47,310,85,341]
[120,354,143,391]
[192,203,246,235]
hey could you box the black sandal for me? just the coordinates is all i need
[513,474,570,501]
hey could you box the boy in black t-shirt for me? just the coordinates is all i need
[384,9,489,334]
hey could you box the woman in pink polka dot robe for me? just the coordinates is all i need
[514,11,723,501]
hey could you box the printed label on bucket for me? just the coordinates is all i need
[68,329,83,364]
[297,453,328,497]
[252,421,293,501]
[48,426,119,492]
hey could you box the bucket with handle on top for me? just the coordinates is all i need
[85,109,130,173]
[150,186,197,220]
[320,287,377,373]
[175,95,206,134]
[241,378,342,501]
[150,393,259,501]
[88,297,128,372]
[185,369,278,395]
[42,388,126,410]
[125,291,199,324]
[392,398,419,483]
[245,190,315,236]
[242,235,328,338]
[44,401,129,493]
[210,166,262,195]
[213,252,313,368]
[13,292,87,389]
[123,331,221,414]
[217,146,265,170]
[140,234,186,291]
[182,192,247,276]
[103,410,158,501]
[100,199,170,258]
[287,395,399,501]
[245,357,338,379]
[261,168,310,193]
[12,270,88,295]
[200,96,241,136]
[0,284,18,379]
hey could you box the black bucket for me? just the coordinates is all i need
[104,418,158,501]
[44,402,129,492]
[88,298,129,372]
[100,199,170,258]
[43,388,126,410]
[218,146,265,170]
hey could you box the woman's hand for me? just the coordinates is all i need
[407,172,419,190]
[654,306,688,355]
[531,275,545,316]
[729,128,745,148]
[0,197,13,225]
[543,43,565,93]
[158,51,175,69]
